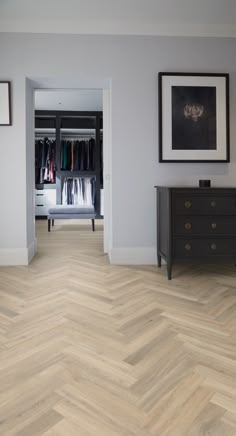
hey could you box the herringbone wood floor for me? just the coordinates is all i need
[0,220,236,435]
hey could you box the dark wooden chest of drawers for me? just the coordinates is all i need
[155,187,236,279]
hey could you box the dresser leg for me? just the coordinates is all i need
[167,262,172,280]
[158,255,161,267]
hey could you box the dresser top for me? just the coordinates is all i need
[155,186,236,191]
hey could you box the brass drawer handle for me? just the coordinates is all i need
[211,243,217,250]
[211,201,217,208]
[211,223,217,230]
[185,222,192,231]
[185,201,192,209]
[185,243,192,251]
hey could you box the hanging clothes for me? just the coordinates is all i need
[62,177,95,206]
[61,138,95,171]
[35,137,56,184]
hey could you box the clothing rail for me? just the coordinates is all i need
[35,133,101,138]
[35,134,101,141]
[61,136,95,140]
[35,136,56,140]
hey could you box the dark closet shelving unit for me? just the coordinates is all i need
[35,110,103,217]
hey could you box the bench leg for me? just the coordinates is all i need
[52,219,54,227]
[92,219,95,232]
[48,219,51,232]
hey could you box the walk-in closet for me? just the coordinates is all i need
[34,90,104,222]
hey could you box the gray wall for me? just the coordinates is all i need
[0,33,235,264]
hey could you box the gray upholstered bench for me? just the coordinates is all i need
[47,205,96,232]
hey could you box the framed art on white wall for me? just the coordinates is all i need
[0,81,12,126]
[158,73,230,163]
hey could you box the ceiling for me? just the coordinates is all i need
[35,90,103,111]
[0,0,236,37]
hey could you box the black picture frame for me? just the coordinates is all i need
[158,72,230,163]
[0,81,12,126]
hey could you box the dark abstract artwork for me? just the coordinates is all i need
[159,73,229,162]
[172,86,216,150]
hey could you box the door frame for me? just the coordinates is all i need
[26,78,112,258]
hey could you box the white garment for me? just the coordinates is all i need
[62,177,94,206]
[62,179,67,205]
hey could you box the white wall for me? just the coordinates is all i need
[35,89,103,111]
[1,0,236,37]
[0,75,28,264]
[0,34,235,265]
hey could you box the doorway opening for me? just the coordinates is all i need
[28,85,112,259]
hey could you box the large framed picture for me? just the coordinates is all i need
[158,73,229,162]
[0,81,12,126]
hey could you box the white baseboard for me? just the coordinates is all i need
[0,238,37,266]
[109,246,157,265]
[28,238,37,263]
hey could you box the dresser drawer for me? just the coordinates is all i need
[35,191,45,199]
[35,189,56,206]
[35,198,55,206]
[173,194,236,215]
[173,216,236,236]
[35,205,49,216]
[173,238,236,258]
[44,189,56,202]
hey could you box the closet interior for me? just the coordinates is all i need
[35,110,103,218]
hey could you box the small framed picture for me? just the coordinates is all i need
[158,73,229,162]
[0,81,12,126]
